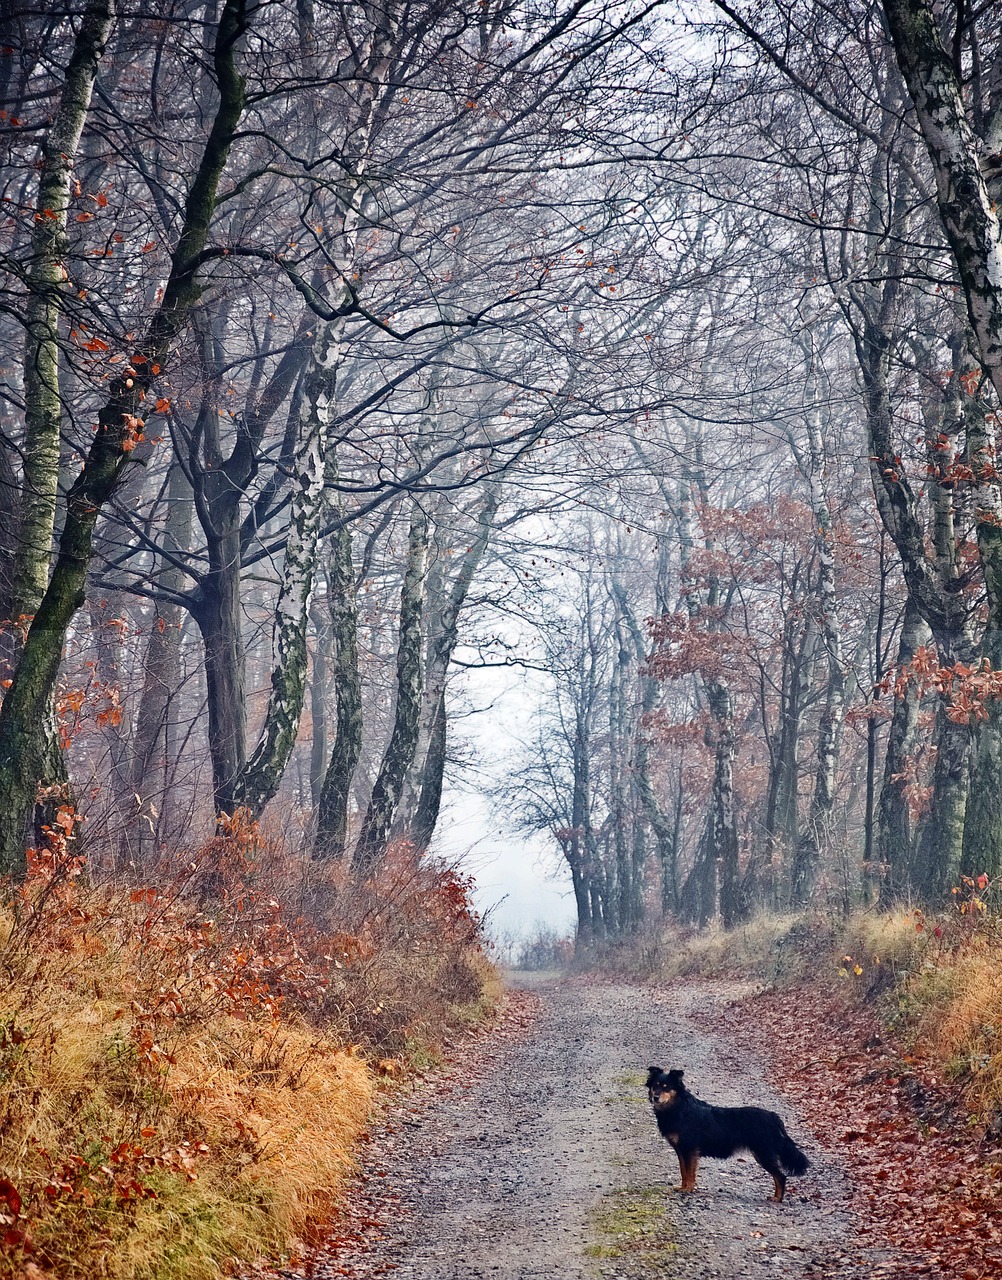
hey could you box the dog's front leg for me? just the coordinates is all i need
[675,1151,697,1192]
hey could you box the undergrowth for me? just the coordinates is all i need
[0,811,499,1279]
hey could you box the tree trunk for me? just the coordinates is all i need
[352,504,429,874]
[308,591,329,812]
[610,577,674,916]
[11,0,113,624]
[0,0,248,877]
[314,521,363,859]
[753,612,814,906]
[788,355,847,906]
[410,694,447,855]
[191,517,248,818]
[877,597,928,903]
[121,463,192,872]
[882,0,1002,402]
[912,704,971,898]
[958,339,1002,879]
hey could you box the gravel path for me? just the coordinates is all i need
[294,975,910,1280]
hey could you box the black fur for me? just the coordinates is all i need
[645,1066,809,1202]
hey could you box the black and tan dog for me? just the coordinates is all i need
[645,1066,809,1202]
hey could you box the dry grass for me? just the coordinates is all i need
[616,911,810,983]
[0,826,499,1280]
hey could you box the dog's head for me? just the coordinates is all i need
[646,1066,685,1107]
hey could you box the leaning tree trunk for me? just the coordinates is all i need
[2,0,114,860]
[11,0,113,622]
[352,504,429,874]
[882,0,1002,403]
[0,0,248,878]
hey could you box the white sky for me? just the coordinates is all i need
[434,662,577,941]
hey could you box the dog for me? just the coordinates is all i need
[645,1066,809,1202]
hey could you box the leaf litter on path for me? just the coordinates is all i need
[716,982,1002,1280]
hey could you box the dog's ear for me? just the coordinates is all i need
[666,1068,685,1086]
[645,1066,664,1085]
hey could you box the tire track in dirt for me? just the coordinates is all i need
[258,975,910,1280]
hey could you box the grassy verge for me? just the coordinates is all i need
[0,821,500,1279]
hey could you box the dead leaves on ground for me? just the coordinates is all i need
[719,984,1002,1280]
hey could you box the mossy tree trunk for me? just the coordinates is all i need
[11,0,113,625]
[0,0,249,879]
[352,503,429,874]
[314,517,363,860]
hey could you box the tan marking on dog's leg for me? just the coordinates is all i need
[675,1151,689,1191]
[771,1172,785,1202]
[684,1155,699,1192]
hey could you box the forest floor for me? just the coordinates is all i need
[238,973,1002,1280]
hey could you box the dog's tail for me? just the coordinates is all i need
[776,1128,810,1176]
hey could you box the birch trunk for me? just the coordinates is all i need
[0,0,248,877]
[308,591,329,811]
[12,0,113,623]
[882,0,1002,401]
[231,335,331,817]
[227,5,400,820]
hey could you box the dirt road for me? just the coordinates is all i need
[306,976,908,1280]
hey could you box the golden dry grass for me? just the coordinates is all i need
[0,917,374,1280]
[0,838,499,1280]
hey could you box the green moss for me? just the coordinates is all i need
[586,1185,678,1276]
